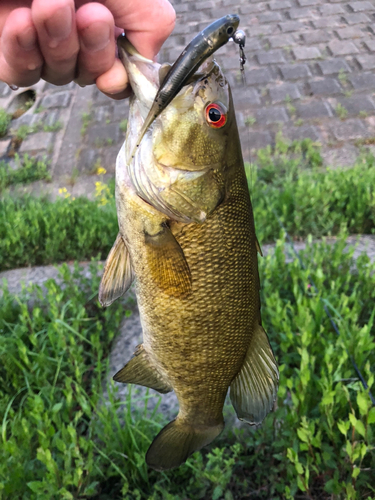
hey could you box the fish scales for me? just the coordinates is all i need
[100,28,279,471]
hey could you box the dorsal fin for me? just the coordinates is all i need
[99,233,135,307]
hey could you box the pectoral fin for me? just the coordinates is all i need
[113,344,172,394]
[145,224,192,298]
[230,323,279,425]
[99,233,135,307]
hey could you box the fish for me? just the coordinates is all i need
[99,18,279,471]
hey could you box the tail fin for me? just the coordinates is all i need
[146,417,224,471]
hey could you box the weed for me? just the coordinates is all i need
[286,103,296,116]
[338,69,348,85]
[295,118,304,126]
[343,90,353,98]
[67,166,80,187]
[120,119,128,133]
[0,108,11,137]
[43,121,63,132]
[14,124,36,140]
[336,103,348,120]
[359,110,368,118]
[0,154,50,192]
[0,235,374,498]
[245,116,256,126]
[81,112,92,136]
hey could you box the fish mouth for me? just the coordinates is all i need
[119,14,240,158]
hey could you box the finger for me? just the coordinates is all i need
[101,0,176,59]
[31,0,79,85]
[96,58,131,98]
[0,7,43,87]
[75,3,115,86]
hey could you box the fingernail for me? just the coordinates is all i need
[17,27,37,51]
[44,5,72,44]
[82,22,110,52]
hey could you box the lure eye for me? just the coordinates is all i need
[205,103,227,128]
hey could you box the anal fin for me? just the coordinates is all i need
[230,323,279,425]
[113,345,173,394]
[99,233,135,307]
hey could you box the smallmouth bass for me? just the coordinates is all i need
[99,17,279,471]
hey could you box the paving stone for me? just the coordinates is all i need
[247,24,275,37]
[328,40,359,55]
[0,82,10,98]
[11,112,40,129]
[317,59,351,75]
[255,107,289,124]
[269,0,292,10]
[0,140,10,156]
[279,21,307,32]
[348,1,375,11]
[319,4,346,15]
[296,101,333,119]
[343,13,371,24]
[364,40,375,51]
[268,34,295,48]
[87,123,121,145]
[356,54,375,69]
[293,46,322,60]
[79,148,99,173]
[302,30,331,44]
[246,130,274,150]
[246,67,273,85]
[269,83,301,103]
[40,91,71,109]
[280,63,312,80]
[42,109,60,127]
[240,3,267,15]
[283,124,321,141]
[298,0,321,4]
[258,12,283,23]
[245,88,262,106]
[349,72,375,89]
[44,82,75,92]
[19,132,54,153]
[94,105,114,123]
[336,96,375,115]
[312,17,343,28]
[321,145,360,168]
[331,119,369,140]
[336,26,366,39]
[257,50,286,65]
[113,101,130,122]
[290,7,314,19]
[309,78,342,95]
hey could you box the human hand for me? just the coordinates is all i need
[0,0,176,99]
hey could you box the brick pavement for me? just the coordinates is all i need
[1,0,375,196]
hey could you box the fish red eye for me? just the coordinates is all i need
[205,103,227,128]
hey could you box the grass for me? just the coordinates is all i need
[0,154,50,192]
[0,109,11,137]
[0,236,373,499]
[0,139,374,498]
[1,139,374,273]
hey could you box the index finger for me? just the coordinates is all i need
[99,0,176,59]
